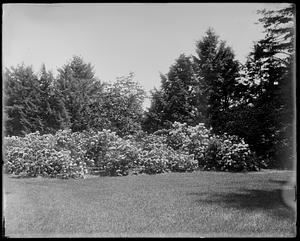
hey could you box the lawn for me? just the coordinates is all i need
[3,170,296,237]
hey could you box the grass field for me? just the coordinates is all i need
[3,170,296,237]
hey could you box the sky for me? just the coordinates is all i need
[3,3,289,108]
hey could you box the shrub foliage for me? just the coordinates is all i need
[4,122,262,178]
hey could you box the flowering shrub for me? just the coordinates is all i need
[167,151,198,172]
[201,134,263,171]
[4,131,56,150]
[4,130,89,178]
[83,130,198,176]
[137,134,169,174]
[4,122,262,179]
[166,122,211,162]
[4,147,86,178]
[54,129,94,168]
[137,134,198,174]
[165,122,261,172]
[4,146,36,175]
[83,129,140,176]
[34,149,86,178]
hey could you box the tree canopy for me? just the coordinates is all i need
[3,4,295,169]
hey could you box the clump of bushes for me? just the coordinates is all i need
[83,129,140,176]
[4,122,263,179]
[166,122,263,172]
[166,122,211,161]
[201,134,264,172]
[4,130,89,179]
[137,134,197,174]
[4,147,87,179]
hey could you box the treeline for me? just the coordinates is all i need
[4,58,145,137]
[4,5,295,168]
[143,5,295,168]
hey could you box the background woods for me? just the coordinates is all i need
[4,4,295,172]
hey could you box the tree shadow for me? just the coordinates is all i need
[189,189,295,220]
[267,179,287,186]
[9,175,36,179]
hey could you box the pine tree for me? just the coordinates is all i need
[163,54,200,126]
[143,54,199,132]
[38,64,70,133]
[228,4,295,168]
[142,88,166,133]
[55,56,104,132]
[3,64,71,136]
[193,28,240,132]
[4,65,42,136]
[257,4,295,60]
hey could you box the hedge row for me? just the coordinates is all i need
[4,122,264,178]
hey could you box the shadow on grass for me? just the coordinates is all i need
[267,179,287,186]
[190,189,295,220]
[9,176,34,179]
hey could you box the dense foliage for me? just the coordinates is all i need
[4,57,145,137]
[4,64,69,136]
[4,122,262,178]
[143,54,200,130]
[100,73,146,136]
[3,5,295,172]
[143,5,295,169]
[202,134,264,172]
[222,5,295,168]
[165,122,263,171]
[4,131,88,178]
[193,28,240,132]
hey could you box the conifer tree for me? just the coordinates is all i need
[142,88,166,133]
[232,4,295,168]
[55,56,104,132]
[143,54,199,132]
[38,64,71,133]
[193,28,240,132]
[3,64,69,135]
[4,65,47,135]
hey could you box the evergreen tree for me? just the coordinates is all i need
[142,88,166,133]
[55,56,104,132]
[3,64,69,136]
[143,54,199,132]
[162,54,200,126]
[227,4,295,168]
[4,65,37,136]
[3,65,50,136]
[38,64,70,133]
[257,4,295,59]
[193,28,240,132]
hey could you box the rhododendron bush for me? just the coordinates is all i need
[83,129,140,176]
[202,134,265,172]
[166,122,211,162]
[4,122,262,179]
[4,130,89,178]
[137,134,197,174]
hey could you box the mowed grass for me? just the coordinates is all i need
[3,170,296,237]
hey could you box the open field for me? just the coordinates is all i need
[3,170,296,237]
